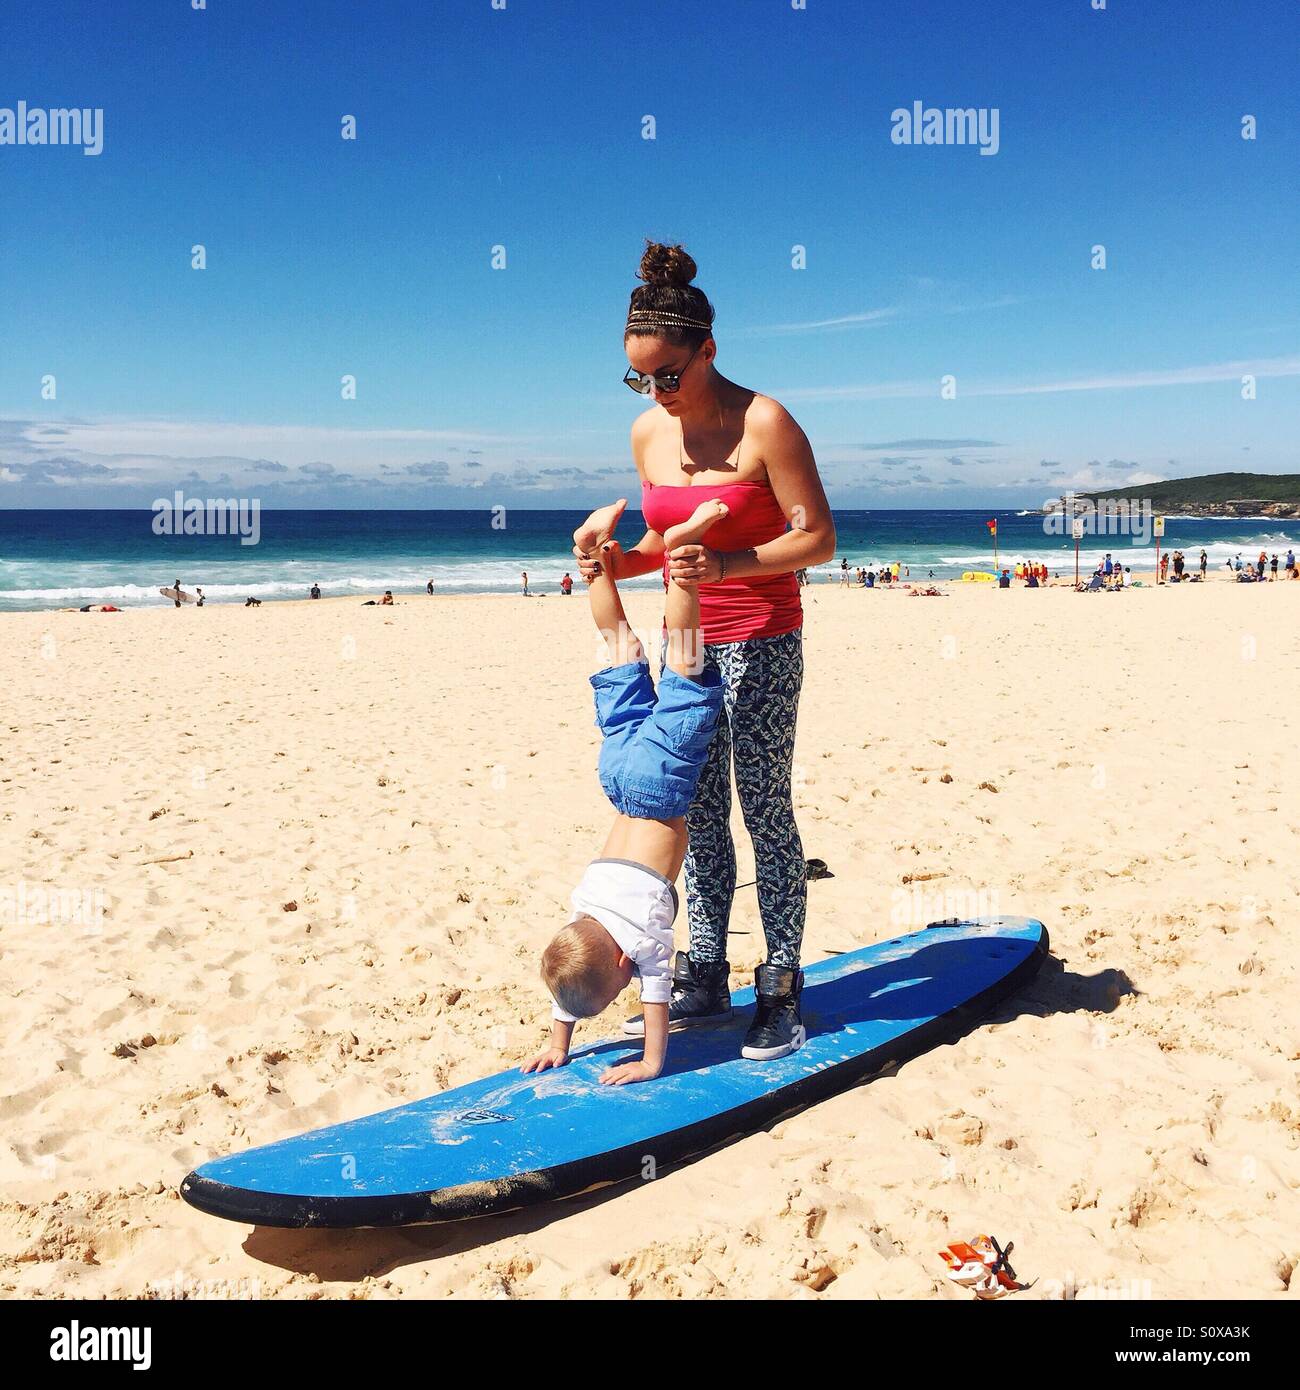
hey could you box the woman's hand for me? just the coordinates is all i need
[667,544,723,585]
[521,1047,570,1074]
[573,539,623,584]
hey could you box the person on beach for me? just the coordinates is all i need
[310,583,321,599]
[561,572,573,595]
[524,496,728,1085]
[426,580,434,595]
[172,579,183,609]
[571,240,836,1059]
[521,571,531,596]
[1200,550,1208,577]
[195,587,205,607]
[1286,549,1296,576]
[840,558,850,587]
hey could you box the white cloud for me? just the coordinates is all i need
[778,354,1300,402]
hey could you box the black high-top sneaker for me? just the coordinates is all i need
[741,964,807,1060]
[623,951,732,1036]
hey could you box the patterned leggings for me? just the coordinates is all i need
[663,628,807,969]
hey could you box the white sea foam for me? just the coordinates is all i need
[0,566,664,610]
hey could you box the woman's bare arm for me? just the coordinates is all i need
[603,528,666,580]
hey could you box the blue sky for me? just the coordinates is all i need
[1,0,1296,508]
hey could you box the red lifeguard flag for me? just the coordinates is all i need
[986,518,998,534]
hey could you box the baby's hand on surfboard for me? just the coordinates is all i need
[599,1059,661,1087]
[521,1047,569,1075]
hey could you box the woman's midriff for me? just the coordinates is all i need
[640,478,803,645]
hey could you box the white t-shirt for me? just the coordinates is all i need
[550,858,679,1022]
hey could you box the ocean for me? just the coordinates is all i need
[0,508,1296,612]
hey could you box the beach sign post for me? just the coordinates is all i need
[1072,516,1084,586]
[986,517,999,576]
[1154,515,1165,583]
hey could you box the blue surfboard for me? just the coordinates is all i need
[181,916,1047,1228]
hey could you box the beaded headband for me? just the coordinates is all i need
[625,308,713,332]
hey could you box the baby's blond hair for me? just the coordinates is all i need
[542,914,624,1019]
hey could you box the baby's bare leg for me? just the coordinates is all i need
[576,500,644,666]
[589,563,645,666]
[662,499,729,679]
[663,572,704,678]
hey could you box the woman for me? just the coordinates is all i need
[573,241,835,1060]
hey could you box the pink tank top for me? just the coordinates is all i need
[640,479,803,645]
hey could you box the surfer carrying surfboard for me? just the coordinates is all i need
[522,496,728,1086]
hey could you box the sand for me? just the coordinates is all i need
[1,572,1298,1300]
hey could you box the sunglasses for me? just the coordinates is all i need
[623,342,701,395]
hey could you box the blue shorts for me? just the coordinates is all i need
[590,660,724,820]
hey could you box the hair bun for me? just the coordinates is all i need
[638,240,697,288]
